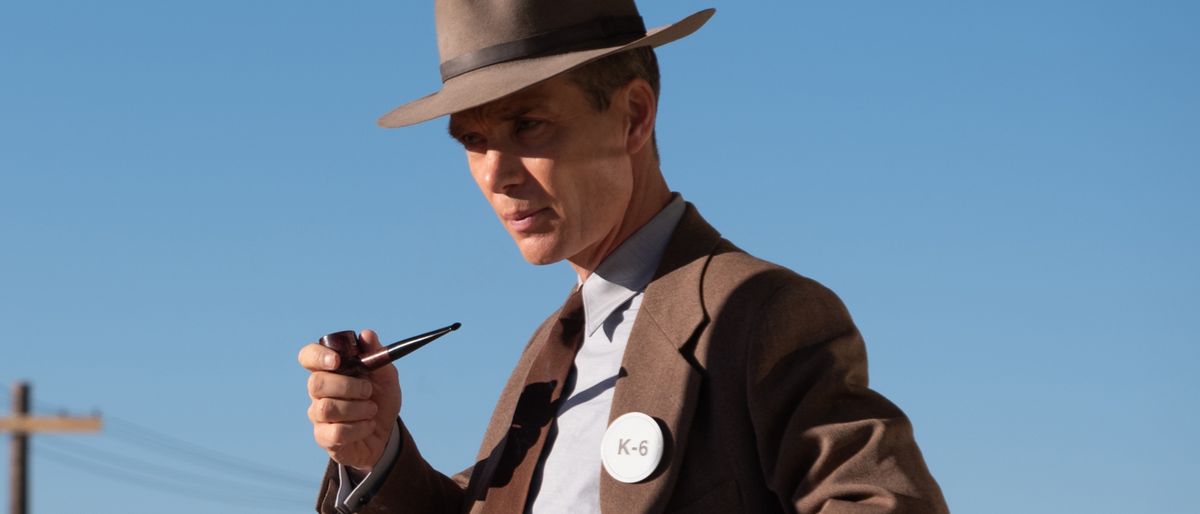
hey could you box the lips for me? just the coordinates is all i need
[503,207,552,232]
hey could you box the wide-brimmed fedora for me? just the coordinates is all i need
[377,1,715,128]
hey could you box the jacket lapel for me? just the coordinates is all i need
[468,311,561,514]
[600,204,722,514]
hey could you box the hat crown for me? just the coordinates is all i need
[435,0,641,65]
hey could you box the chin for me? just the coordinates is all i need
[519,249,566,266]
[514,236,567,266]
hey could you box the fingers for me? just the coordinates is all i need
[358,329,383,352]
[300,329,397,467]
[298,331,383,371]
[308,398,379,423]
[298,343,339,372]
[308,372,373,400]
[313,420,376,449]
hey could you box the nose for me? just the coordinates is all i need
[477,148,525,195]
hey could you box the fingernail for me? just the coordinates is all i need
[323,354,337,369]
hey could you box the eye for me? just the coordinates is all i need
[514,118,543,133]
[457,132,485,150]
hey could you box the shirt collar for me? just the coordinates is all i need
[580,194,686,336]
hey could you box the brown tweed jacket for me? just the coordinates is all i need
[317,203,948,513]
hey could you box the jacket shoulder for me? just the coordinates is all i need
[701,239,851,324]
[698,239,861,386]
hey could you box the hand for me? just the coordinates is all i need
[299,329,402,472]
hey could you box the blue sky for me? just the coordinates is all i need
[2,1,1197,512]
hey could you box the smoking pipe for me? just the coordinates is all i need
[319,322,461,377]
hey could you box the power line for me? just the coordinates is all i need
[36,437,310,495]
[36,443,312,511]
[102,416,315,488]
[32,399,314,489]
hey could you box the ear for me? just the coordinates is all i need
[621,78,657,156]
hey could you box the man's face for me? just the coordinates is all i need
[449,76,634,266]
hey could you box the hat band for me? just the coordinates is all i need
[439,15,647,82]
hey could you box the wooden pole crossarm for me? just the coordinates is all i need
[0,416,103,434]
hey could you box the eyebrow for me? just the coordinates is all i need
[446,105,538,141]
[447,115,479,141]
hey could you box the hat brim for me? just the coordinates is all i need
[377,8,716,128]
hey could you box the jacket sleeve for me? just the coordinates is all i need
[744,279,949,514]
[315,420,471,514]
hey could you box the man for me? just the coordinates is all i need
[298,1,948,513]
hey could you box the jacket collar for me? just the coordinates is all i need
[640,201,722,349]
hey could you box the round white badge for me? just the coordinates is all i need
[600,412,664,483]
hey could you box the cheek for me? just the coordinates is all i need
[465,158,498,211]
[566,134,629,193]
[467,155,486,189]
[561,158,634,238]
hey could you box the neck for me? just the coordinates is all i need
[568,165,670,282]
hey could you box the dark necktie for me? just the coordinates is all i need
[481,288,585,513]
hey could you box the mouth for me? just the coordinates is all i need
[503,207,552,233]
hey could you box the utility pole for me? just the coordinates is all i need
[1,382,102,514]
